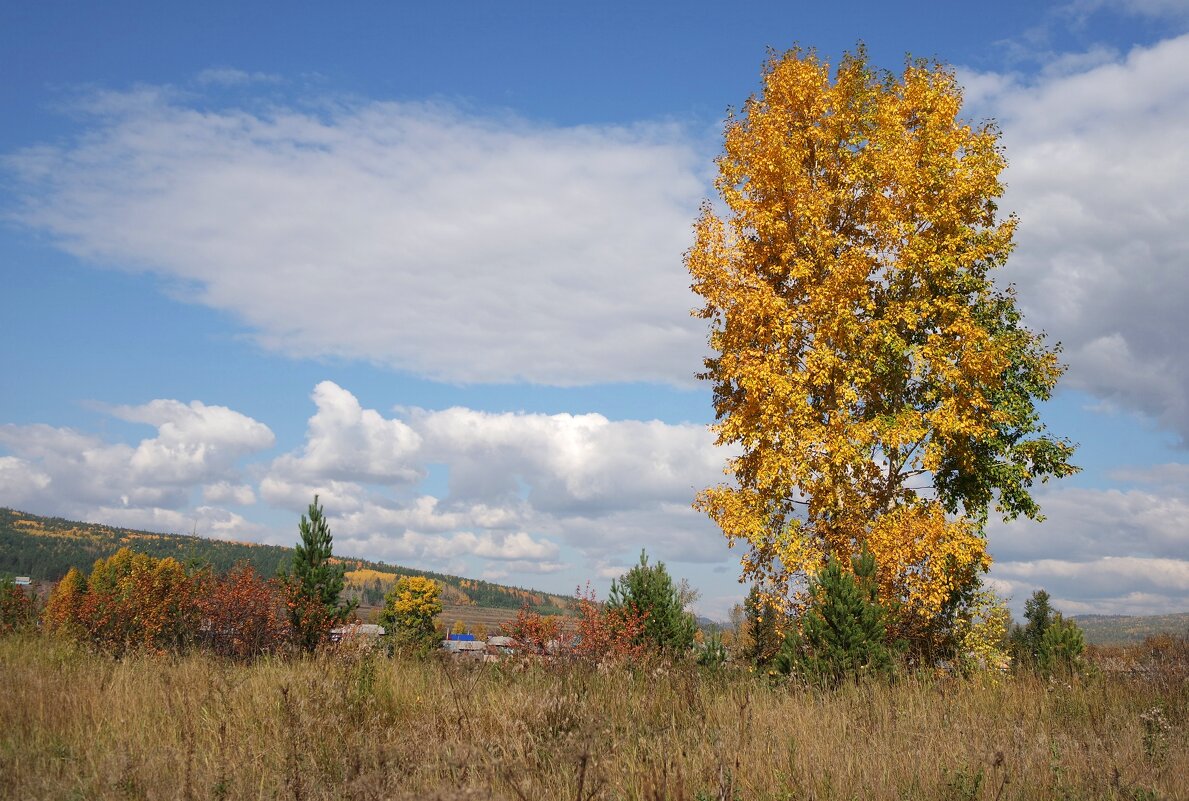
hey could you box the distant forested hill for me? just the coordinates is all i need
[1073,613,1189,646]
[0,507,572,613]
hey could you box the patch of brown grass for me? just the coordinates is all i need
[0,634,1184,800]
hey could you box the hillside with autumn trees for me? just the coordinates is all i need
[0,507,573,614]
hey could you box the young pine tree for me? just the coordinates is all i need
[743,584,783,666]
[1009,588,1054,668]
[1038,613,1086,677]
[776,550,894,686]
[287,495,355,651]
[607,550,697,654]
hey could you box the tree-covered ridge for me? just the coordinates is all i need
[1072,613,1189,646]
[0,507,571,613]
[0,508,294,580]
[343,569,570,613]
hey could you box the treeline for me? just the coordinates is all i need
[0,542,707,666]
[725,559,1096,685]
[0,508,570,613]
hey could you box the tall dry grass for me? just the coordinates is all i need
[0,634,1184,800]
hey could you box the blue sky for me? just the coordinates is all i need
[2,1,1187,620]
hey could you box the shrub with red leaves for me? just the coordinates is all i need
[196,563,291,660]
[501,603,563,654]
[571,582,650,663]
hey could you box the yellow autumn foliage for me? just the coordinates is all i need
[379,575,442,643]
[954,585,1013,675]
[344,568,399,587]
[687,46,1077,656]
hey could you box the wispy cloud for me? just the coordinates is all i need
[4,92,709,386]
[988,467,1189,613]
[194,68,281,86]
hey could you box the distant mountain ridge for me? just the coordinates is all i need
[0,507,572,614]
[1071,612,1189,646]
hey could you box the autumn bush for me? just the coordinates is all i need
[40,548,300,657]
[501,603,563,654]
[1138,633,1189,667]
[196,562,291,660]
[42,565,86,635]
[571,582,650,662]
[500,585,651,663]
[0,577,37,634]
[379,574,443,651]
[46,548,201,655]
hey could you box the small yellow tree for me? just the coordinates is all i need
[379,576,442,648]
[686,46,1078,657]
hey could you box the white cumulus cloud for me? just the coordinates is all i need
[0,401,274,528]
[202,481,257,506]
[258,382,728,573]
[967,34,1189,442]
[113,399,275,484]
[413,406,726,515]
[269,381,422,484]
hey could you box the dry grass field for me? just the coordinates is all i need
[438,604,527,635]
[355,603,525,635]
[1,634,1185,800]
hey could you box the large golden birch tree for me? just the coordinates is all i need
[686,47,1078,654]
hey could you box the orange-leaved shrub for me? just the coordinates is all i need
[501,604,563,655]
[54,548,200,655]
[571,582,650,663]
[42,566,87,635]
[501,585,651,663]
[195,563,291,660]
[42,548,296,658]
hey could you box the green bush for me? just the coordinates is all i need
[1038,613,1086,677]
[743,584,783,666]
[1008,589,1087,677]
[696,628,728,669]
